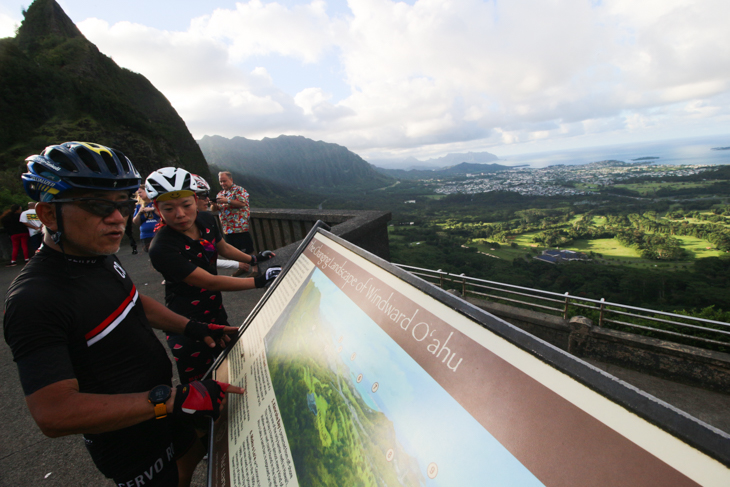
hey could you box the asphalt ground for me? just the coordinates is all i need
[1,244,729,486]
[0,244,267,487]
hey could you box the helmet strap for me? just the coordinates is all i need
[51,202,65,251]
[50,202,81,278]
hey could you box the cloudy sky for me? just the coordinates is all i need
[1,0,729,162]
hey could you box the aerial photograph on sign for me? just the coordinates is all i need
[263,267,543,486]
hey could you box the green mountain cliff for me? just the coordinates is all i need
[0,0,211,201]
[198,134,392,192]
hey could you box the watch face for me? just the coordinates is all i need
[149,385,171,404]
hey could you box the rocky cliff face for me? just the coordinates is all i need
[0,0,211,194]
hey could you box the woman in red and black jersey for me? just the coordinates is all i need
[146,167,280,383]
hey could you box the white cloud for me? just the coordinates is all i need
[0,12,20,38]
[294,87,330,116]
[192,0,338,64]
[67,0,730,158]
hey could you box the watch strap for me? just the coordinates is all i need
[153,402,167,419]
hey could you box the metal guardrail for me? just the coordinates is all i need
[393,263,730,349]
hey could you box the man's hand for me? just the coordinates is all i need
[184,320,239,348]
[172,380,244,424]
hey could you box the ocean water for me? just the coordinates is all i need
[497,135,730,168]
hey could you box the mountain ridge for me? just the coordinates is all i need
[198,134,392,192]
[0,0,211,200]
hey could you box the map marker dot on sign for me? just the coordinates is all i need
[386,449,395,462]
[357,374,363,383]
[371,382,379,393]
[427,462,438,479]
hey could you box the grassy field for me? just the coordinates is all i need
[674,235,725,259]
[573,183,600,192]
[613,180,718,196]
[392,210,725,272]
[664,214,730,229]
[468,234,720,271]
[569,238,638,258]
[471,239,537,260]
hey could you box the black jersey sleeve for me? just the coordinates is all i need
[4,285,77,395]
[16,346,76,395]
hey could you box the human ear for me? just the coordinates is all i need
[35,203,58,232]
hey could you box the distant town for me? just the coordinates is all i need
[431,161,715,197]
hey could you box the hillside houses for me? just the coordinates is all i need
[432,163,712,197]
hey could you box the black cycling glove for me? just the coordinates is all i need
[173,380,229,423]
[249,250,275,266]
[184,320,227,343]
[254,266,282,288]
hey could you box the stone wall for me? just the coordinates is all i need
[466,297,730,393]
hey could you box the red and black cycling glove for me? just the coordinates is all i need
[249,250,275,266]
[184,319,227,343]
[173,380,229,423]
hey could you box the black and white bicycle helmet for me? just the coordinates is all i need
[22,142,141,202]
[145,167,200,201]
[191,174,211,196]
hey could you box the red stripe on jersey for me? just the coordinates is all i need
[85,285,138,345]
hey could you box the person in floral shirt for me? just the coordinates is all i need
[213,171,254,253]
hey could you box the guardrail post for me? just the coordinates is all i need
[460,273,466,296]
[563,292,570,319]
[437,269,444,289]
[599,298,605,327]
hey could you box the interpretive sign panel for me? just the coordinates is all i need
[209,229,730,486]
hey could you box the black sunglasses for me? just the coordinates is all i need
[198,192,210,199]
[54,198,137,218]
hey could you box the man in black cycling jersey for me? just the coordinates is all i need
[3,142,243,487]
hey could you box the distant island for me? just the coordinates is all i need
[711,147,730,151]
[631,157,660,161]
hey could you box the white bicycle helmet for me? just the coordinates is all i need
[145,167,199,201]
[191,174,211,195]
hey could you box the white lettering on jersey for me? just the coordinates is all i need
[113,261,126,279]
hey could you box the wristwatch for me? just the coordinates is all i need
[148,385,172,419]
